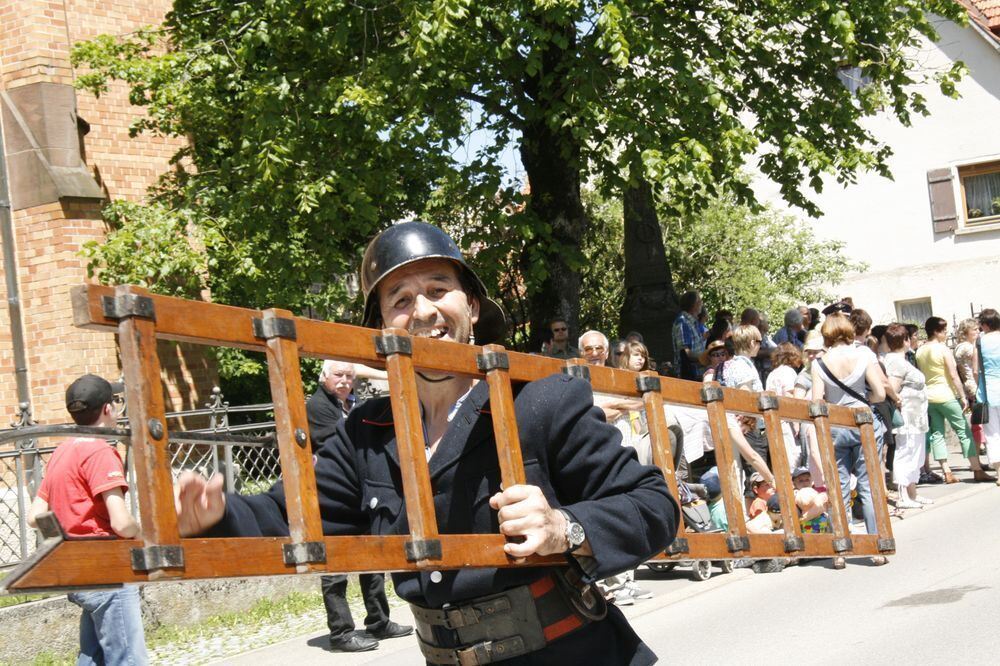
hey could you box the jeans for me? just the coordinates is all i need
[321,573,390,639]
[67,586,149,666]
[832,418,885,536]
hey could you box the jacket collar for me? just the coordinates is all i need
[363,382,496,479]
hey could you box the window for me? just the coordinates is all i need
[958,160,1000,224]
[895,298,932,326]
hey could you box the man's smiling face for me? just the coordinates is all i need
[378,258,479,346]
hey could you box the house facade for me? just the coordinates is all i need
[0,1,216,425]
[757,2,1000,328]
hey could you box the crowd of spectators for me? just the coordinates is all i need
[537,296,1000,587]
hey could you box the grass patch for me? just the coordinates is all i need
[31,652,75,666]
[0,570,53,609]
[146,588,327,648]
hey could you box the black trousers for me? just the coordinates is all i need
[321,573,390,639]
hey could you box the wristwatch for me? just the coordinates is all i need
[559,509,586,553]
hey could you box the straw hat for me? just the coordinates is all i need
[699,339,727,366]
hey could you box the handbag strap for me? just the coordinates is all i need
[976,337,987,397]
[817,357,870,407]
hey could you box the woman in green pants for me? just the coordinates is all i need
[915,317,995,484]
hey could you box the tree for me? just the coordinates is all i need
[75,0,966,362]
[583,186,866,347]
[662,195,867,325]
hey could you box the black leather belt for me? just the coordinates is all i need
[411,571,607,665]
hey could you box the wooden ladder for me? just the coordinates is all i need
[2,285,895,592]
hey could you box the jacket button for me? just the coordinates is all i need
[430,571,442,583]
[369,497,378,509]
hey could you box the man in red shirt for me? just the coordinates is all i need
[28,374,148,665]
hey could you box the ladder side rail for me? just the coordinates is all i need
[74,285,865,428]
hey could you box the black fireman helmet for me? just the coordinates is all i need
[360,221,508,344]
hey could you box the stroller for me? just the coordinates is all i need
[645,426,735,581]
[646,479,735,581]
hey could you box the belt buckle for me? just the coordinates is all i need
[443,604,480,629]
[457,637,525,666]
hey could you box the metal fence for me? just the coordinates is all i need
[0,388,278,570]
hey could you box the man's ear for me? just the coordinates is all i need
[468,294,480,325]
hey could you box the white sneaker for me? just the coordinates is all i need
[626,581,653,600]
[896,498,922,509]
[612,588,636,606]
[915,496,934,505]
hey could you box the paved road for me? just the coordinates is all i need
[216,477,1000,665]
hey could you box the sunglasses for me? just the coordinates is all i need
[552,327,567,332]
[709,350,727,358]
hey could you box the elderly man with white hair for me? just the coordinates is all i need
[306,359,413,652]
[772,307,805,349]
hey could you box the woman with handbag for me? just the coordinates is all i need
[811,313,888,567]
[916,317,994,484]
[975,308,1000,484]
[883,324,932,509]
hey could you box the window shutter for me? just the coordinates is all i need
[927,168,958,233]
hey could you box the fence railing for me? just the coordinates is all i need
[0,391,277,570]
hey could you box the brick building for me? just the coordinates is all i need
[0,0,216,426]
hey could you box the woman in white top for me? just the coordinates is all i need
[794,331,827,487]
[707,326,774,487]
[812,313,887,567]
[975,309,1000,482]
[882,324,931,508]
[766,342,803,469]
[954,317,986,452]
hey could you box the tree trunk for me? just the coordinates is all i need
[620,173,679,369]
[518,120,588,353]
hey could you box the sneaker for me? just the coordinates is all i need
[612,588,636,606]
[625,581,653,600]
[895,498,922,509]
[914,496,934,505]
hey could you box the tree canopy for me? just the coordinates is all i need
[75,0,967,369]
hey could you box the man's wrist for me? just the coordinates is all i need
[557,509,586,553]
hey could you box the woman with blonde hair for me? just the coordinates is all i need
[954,317,986,453]
[766,342,804,468]
[794,331,827,487]
[812,313,887,566]
[707,325,774,487]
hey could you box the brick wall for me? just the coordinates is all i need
[0,0,218,426]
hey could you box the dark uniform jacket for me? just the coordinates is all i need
[305,386,349,452]
[211,374,678,664]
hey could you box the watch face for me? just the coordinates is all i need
[568,522,586,547]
